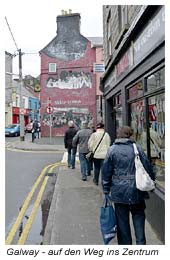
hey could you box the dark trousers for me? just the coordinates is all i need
[114,201,146,245]
[93,158,104,184]
[67,147,77,168]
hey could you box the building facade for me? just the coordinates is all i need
[39,12,103,136]
[101,5,165,242]
[5,53,40,126]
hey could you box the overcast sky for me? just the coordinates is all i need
[3,0,168,77]
[3,0,107,77]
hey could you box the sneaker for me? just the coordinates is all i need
[87,171,91,176]
[72,166,75,169]
[82,177,87,181]
[68,165,71,168]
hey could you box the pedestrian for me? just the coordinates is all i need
[72,121,92,181]
[102,126,155,245]
[32,119,39,142]
[87,122,96,172]
[88,122,111,185]
[64,120,77,169]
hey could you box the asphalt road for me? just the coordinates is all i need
[5,145,63,244]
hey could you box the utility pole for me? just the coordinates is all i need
[19,49,25,141]
[5,17,25,141]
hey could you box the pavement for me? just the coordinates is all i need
[6,136,163,245]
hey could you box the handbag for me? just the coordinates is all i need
[86,151,94,160]
[133,143,155,191]
[100,195,117,245]
[86,132,105,161]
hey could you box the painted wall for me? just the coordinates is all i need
[40,41,97,136]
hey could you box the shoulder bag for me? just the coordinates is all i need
[133,143,155,191]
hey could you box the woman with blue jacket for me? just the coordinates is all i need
[102,126,155,245]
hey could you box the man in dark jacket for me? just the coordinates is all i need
[102,126,155,245]
[32,119,39,142]
[64,121,77,169]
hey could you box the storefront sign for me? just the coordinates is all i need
[116,46,133,77]
[134,6,165,65]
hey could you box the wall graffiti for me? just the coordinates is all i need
[42,107,93,129]
[46,71,92,89]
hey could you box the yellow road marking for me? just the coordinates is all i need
[5,162,60,245]
[17,176,49,244]
[17,162,66,245]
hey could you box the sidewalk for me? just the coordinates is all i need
[43,163,163,245]
[7,136,163,245]
[6,136,65,151]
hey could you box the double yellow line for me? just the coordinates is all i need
[6,162,66,245]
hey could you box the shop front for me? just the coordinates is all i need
[12,107,29,126]
[102,6,165,242]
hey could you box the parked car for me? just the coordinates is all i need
[25,122,33,133]
[5,124,20,137]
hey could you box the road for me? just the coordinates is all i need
[5,138,63,244]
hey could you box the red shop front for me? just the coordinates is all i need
[12,107,29,125]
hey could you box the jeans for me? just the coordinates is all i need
[93,158,104,184]
[67,147,77,168]
[79,153,91,179]
[114,201,146,245]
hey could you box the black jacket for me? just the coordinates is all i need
[64,127,77,149]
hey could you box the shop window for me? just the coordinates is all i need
[113,94,123,132]
[148,93,165,189]
[130,100,147,152]
[146,67,165,92]
[128,81,143,100]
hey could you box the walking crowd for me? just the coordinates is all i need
[64,121,155,245]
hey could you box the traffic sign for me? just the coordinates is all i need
[47,106,53,114]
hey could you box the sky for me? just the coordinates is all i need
[3,0,106,77]
[3,0,168,77]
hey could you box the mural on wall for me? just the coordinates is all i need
[42,107,93,129]
[46,71,92,89]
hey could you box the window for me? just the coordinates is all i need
[130,100,146,152]
[118,5,128,33]
[49,63,57,73]
[146,67,165,92]
[15,96,18,107]
[113,93,123,132]
[35,102,37,110]
[128,81,143,100]
[29,100,31,109]
[148,93,165,189]
[107,11,112,56]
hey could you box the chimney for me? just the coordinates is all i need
[56,13,81,35]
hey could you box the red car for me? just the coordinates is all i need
[25,123,33,133]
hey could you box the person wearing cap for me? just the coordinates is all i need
[88,122,111,185]
[102,126,155,245]
[72,121,93,181]
[64,121,78,169]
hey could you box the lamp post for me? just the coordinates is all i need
[18,49,25,141]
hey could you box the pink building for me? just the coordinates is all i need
[39,13,102,136]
